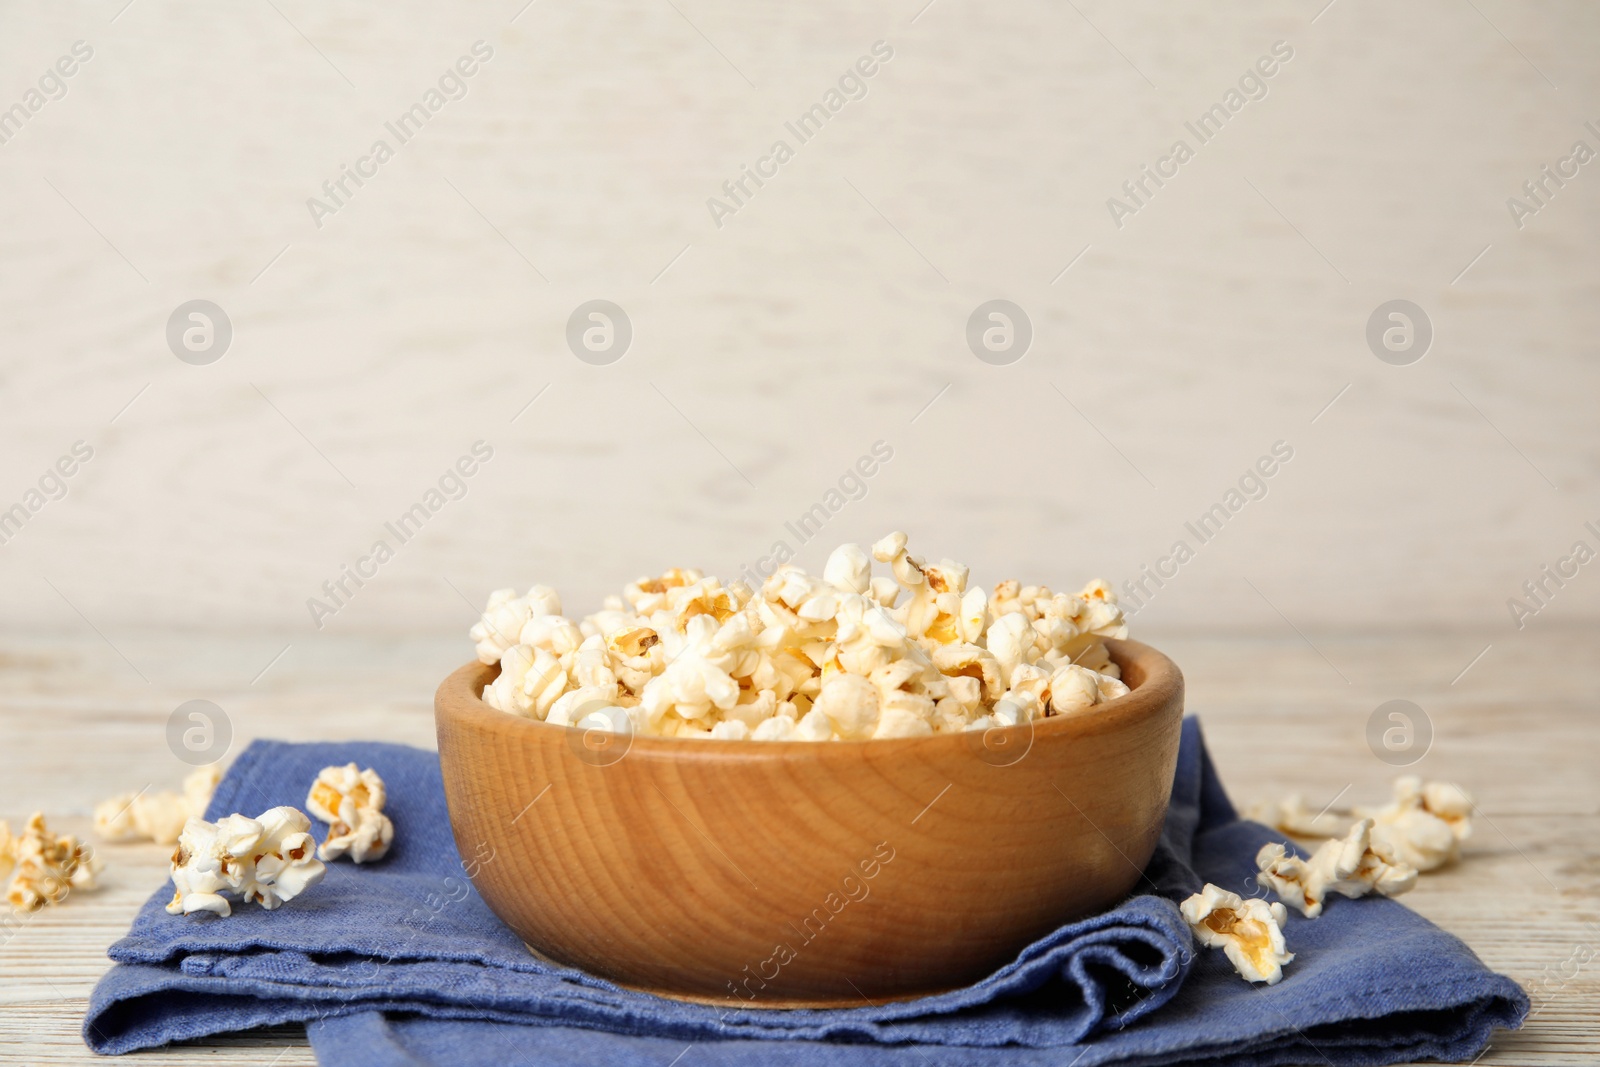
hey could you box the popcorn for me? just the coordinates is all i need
[822,543,872,594]
[1256,819,1417,918]
[469,532,1130,740]
[1180,883,1294,985]
[4,813,101,913]
[874,707,934,739]
[1246,793,1352,840]
[986,612,1035,685]
[816,674,881,740]
[470,585,562,665]
[871,531,924,589]
[185,765,223,816]
[1095,675,1131,700]
[1250,775,1476,890]
[1357,777,1474,872]
[1048,663,1103,714]
[1323,821,1418,901]
[306,764,395,864]
[1253,845,1323,917]
[95,765,223,846]
[751,715,799,741]
[868,576,900,608]
[166,807,325,917]
[796,708,835,741]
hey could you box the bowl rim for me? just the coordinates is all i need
[435,636,1183,757]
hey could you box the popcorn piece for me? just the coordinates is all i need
[1246,793,1353,840]
[815,673,880,740]
[1096,675,1130,701]
[471,585,562,664]
[95,765,224,846]
[873,707,934,739]
[1256,819,1417,918]
[95,791,188,846]
[1180,883,1294,985]
[871,530,924,588]
[5,813,101,913]
[483,643,567,719]
[932,643,1005,703]
[470,532,1129,740]
[245,808,328,909]
[576,707,630,736]
[306,764,395,864]
[956,587,988,644]
[166,807,325,917]
[985,612,1036,685]
[1048,663,1102,714]
[184,765,224,818]
[1358,778,1475,872]
[823,543,872,594]
[1254,843,1324,917]
[751,715,799,741]
[1323,820,1417,902]
[867,576,900,608]
[795,708,835,741]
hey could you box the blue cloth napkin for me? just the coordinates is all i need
[86,719,1527,1065]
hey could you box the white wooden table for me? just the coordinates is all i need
[1,629,1595,1064]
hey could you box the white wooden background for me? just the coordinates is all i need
[0,0,1596,1062]
[0,0,1596,636]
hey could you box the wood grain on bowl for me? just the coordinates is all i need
[434,638,1184,1008]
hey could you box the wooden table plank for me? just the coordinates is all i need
[1,630,1595,1064]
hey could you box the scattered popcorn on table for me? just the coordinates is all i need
[1256,818,1417,918]
[470,533,1131,740]
[306,764,394,864]
[1357,777,1474,872]
[166,807,325,917]
[1180,883,1294,985]
[4,812,101,913]
[94,765,223,846]
[1245,793,1352,839]
[1248,777,1476,874]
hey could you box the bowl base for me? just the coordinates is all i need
[524,942,948,1010]
[615,979,947,1011]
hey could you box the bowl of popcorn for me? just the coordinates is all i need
[435,533,1184,1006]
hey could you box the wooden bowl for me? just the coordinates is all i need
[434,637,1184,1008]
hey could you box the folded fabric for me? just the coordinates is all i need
[86,719,1527,1065]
